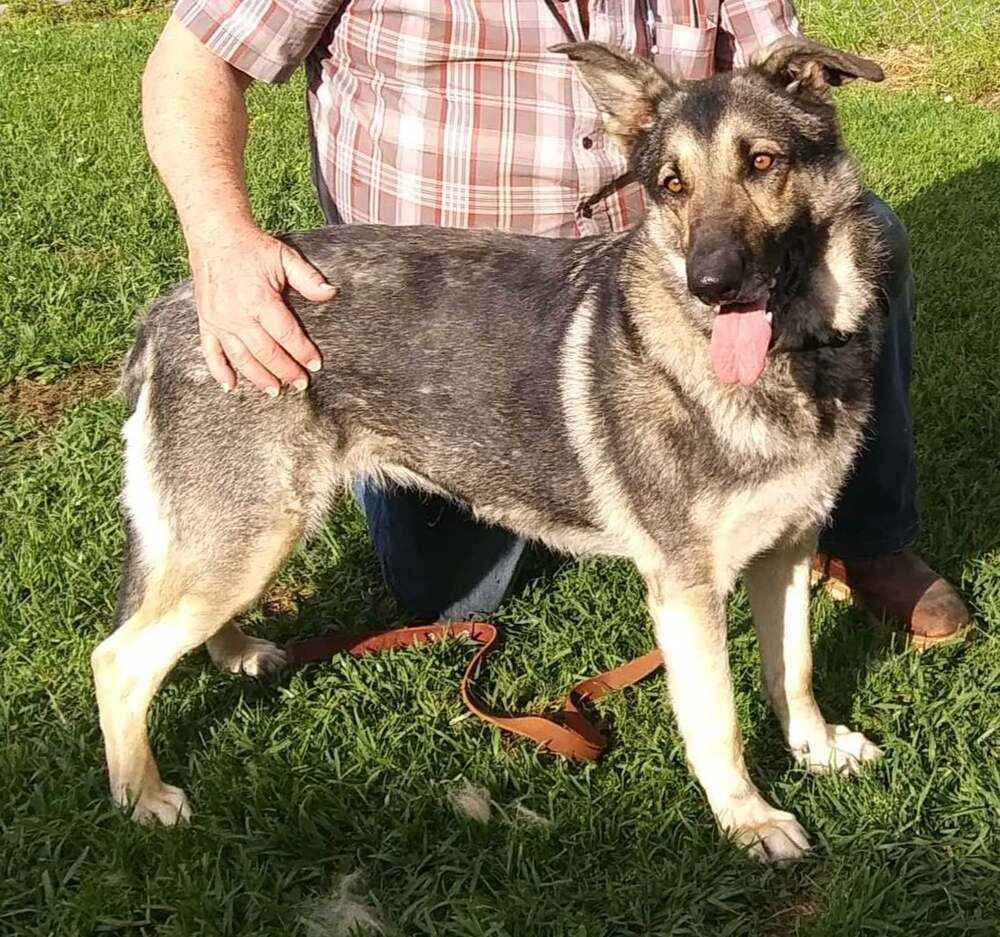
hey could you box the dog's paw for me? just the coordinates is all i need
[793,724,882,776]
[731,809,811,863]
[210,635,287,678]
[120,782,192,826]
[717,796,811,862]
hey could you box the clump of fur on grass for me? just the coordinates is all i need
[447,778,492,823]
[301,871,384,936]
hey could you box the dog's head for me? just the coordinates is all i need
[554,38,884,385]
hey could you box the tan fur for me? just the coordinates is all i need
[692,459,835,588]
[121,384,170,573]
[95,393,305,823]
[823,223,880,333]
[647,576,811,861]
[93,518,302,824]
[744,535,883,774]
[559,293,664,560]
[206,622,287,676]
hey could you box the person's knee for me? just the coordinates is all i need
[357,481,523,620]
[863,192,911,305]
[383,552,517,621]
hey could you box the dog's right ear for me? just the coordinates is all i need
[751,37,884,96]
[552,42,673,153]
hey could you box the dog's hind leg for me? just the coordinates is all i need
[206,623,287,677]
[93,382,311,824]
[744,532,882,775]
[644,568,811,862]
[92,514,303,825]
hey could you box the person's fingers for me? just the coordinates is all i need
[282,246,337,305]
[191,230,328,395]
[218,333,282,396]
[240,321,309,390]
[256,297,321,374]
[201,332,237,392]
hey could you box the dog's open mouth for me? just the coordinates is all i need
[710,300,774,386]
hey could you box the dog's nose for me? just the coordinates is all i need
[687,248,745,305]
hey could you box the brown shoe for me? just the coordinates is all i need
[812,550,972,649]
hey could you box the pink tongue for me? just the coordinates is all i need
[710,302,772,386]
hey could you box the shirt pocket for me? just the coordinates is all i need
[650,22,718,81]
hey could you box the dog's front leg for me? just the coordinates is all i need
[646,573,810,862]
[744,533,882,775]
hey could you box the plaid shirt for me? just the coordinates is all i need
[175,0,801,236]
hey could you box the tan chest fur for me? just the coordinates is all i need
[692,456,840,590]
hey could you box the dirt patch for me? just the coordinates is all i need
[877,44,935,91]
[975,88,1000,109]
[0,363,120,428]
[763,897,822,936]
[262,581,318,615]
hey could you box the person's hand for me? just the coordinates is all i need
[189,222,336,395]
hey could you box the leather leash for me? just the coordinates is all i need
[285,621,664,761]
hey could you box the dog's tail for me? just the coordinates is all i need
[114,316,157,629]
[119,320,152,415]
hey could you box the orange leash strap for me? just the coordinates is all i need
[285,622,664,761]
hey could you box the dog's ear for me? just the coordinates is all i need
[751,36,883,96]
[551,42,673,152]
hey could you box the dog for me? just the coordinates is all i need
[93,37,887,861]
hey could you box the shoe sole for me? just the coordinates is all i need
[811,569,970,651]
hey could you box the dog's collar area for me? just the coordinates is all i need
[763,291,856,354]
[766,258,856,353]
[779,330,855,353]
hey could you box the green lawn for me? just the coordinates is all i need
[3,9,1000,937]
[798,0,1000,98]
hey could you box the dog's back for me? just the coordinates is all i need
[131,224,626,545]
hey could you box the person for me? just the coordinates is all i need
[141,0,970,645]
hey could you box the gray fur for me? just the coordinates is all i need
[97,39,888,849]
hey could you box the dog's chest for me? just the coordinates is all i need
[694,457,839,587]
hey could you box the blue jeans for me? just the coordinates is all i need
[351,193,918,620]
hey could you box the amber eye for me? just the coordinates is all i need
[663,175,684,194]
[752,153,775,172]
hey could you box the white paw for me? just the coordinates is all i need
[731,808,811,862]
[120,781,192,826]
[793,724,883,776]
[211,636,287,677]
[718,795,811,863]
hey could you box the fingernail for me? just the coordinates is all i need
[292,377,308,392]
[265,386,280,398]
[306,359,321,373]
[221,383,232,394]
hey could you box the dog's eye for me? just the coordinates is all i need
[663,175,684,195]
[752,153,775,172]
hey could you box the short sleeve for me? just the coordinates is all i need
[718,0,803,68]
[172,0,345,83]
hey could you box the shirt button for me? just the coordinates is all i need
[581,136,593,150]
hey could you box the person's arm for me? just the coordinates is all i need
[142,16,335,395]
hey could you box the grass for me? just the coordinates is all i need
[798,0,1000,99]
[3,8,1000,937]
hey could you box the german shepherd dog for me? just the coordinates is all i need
[94,38,887,860]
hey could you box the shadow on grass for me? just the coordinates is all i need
[895,159,1000,588]
[804,158,1000,726]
